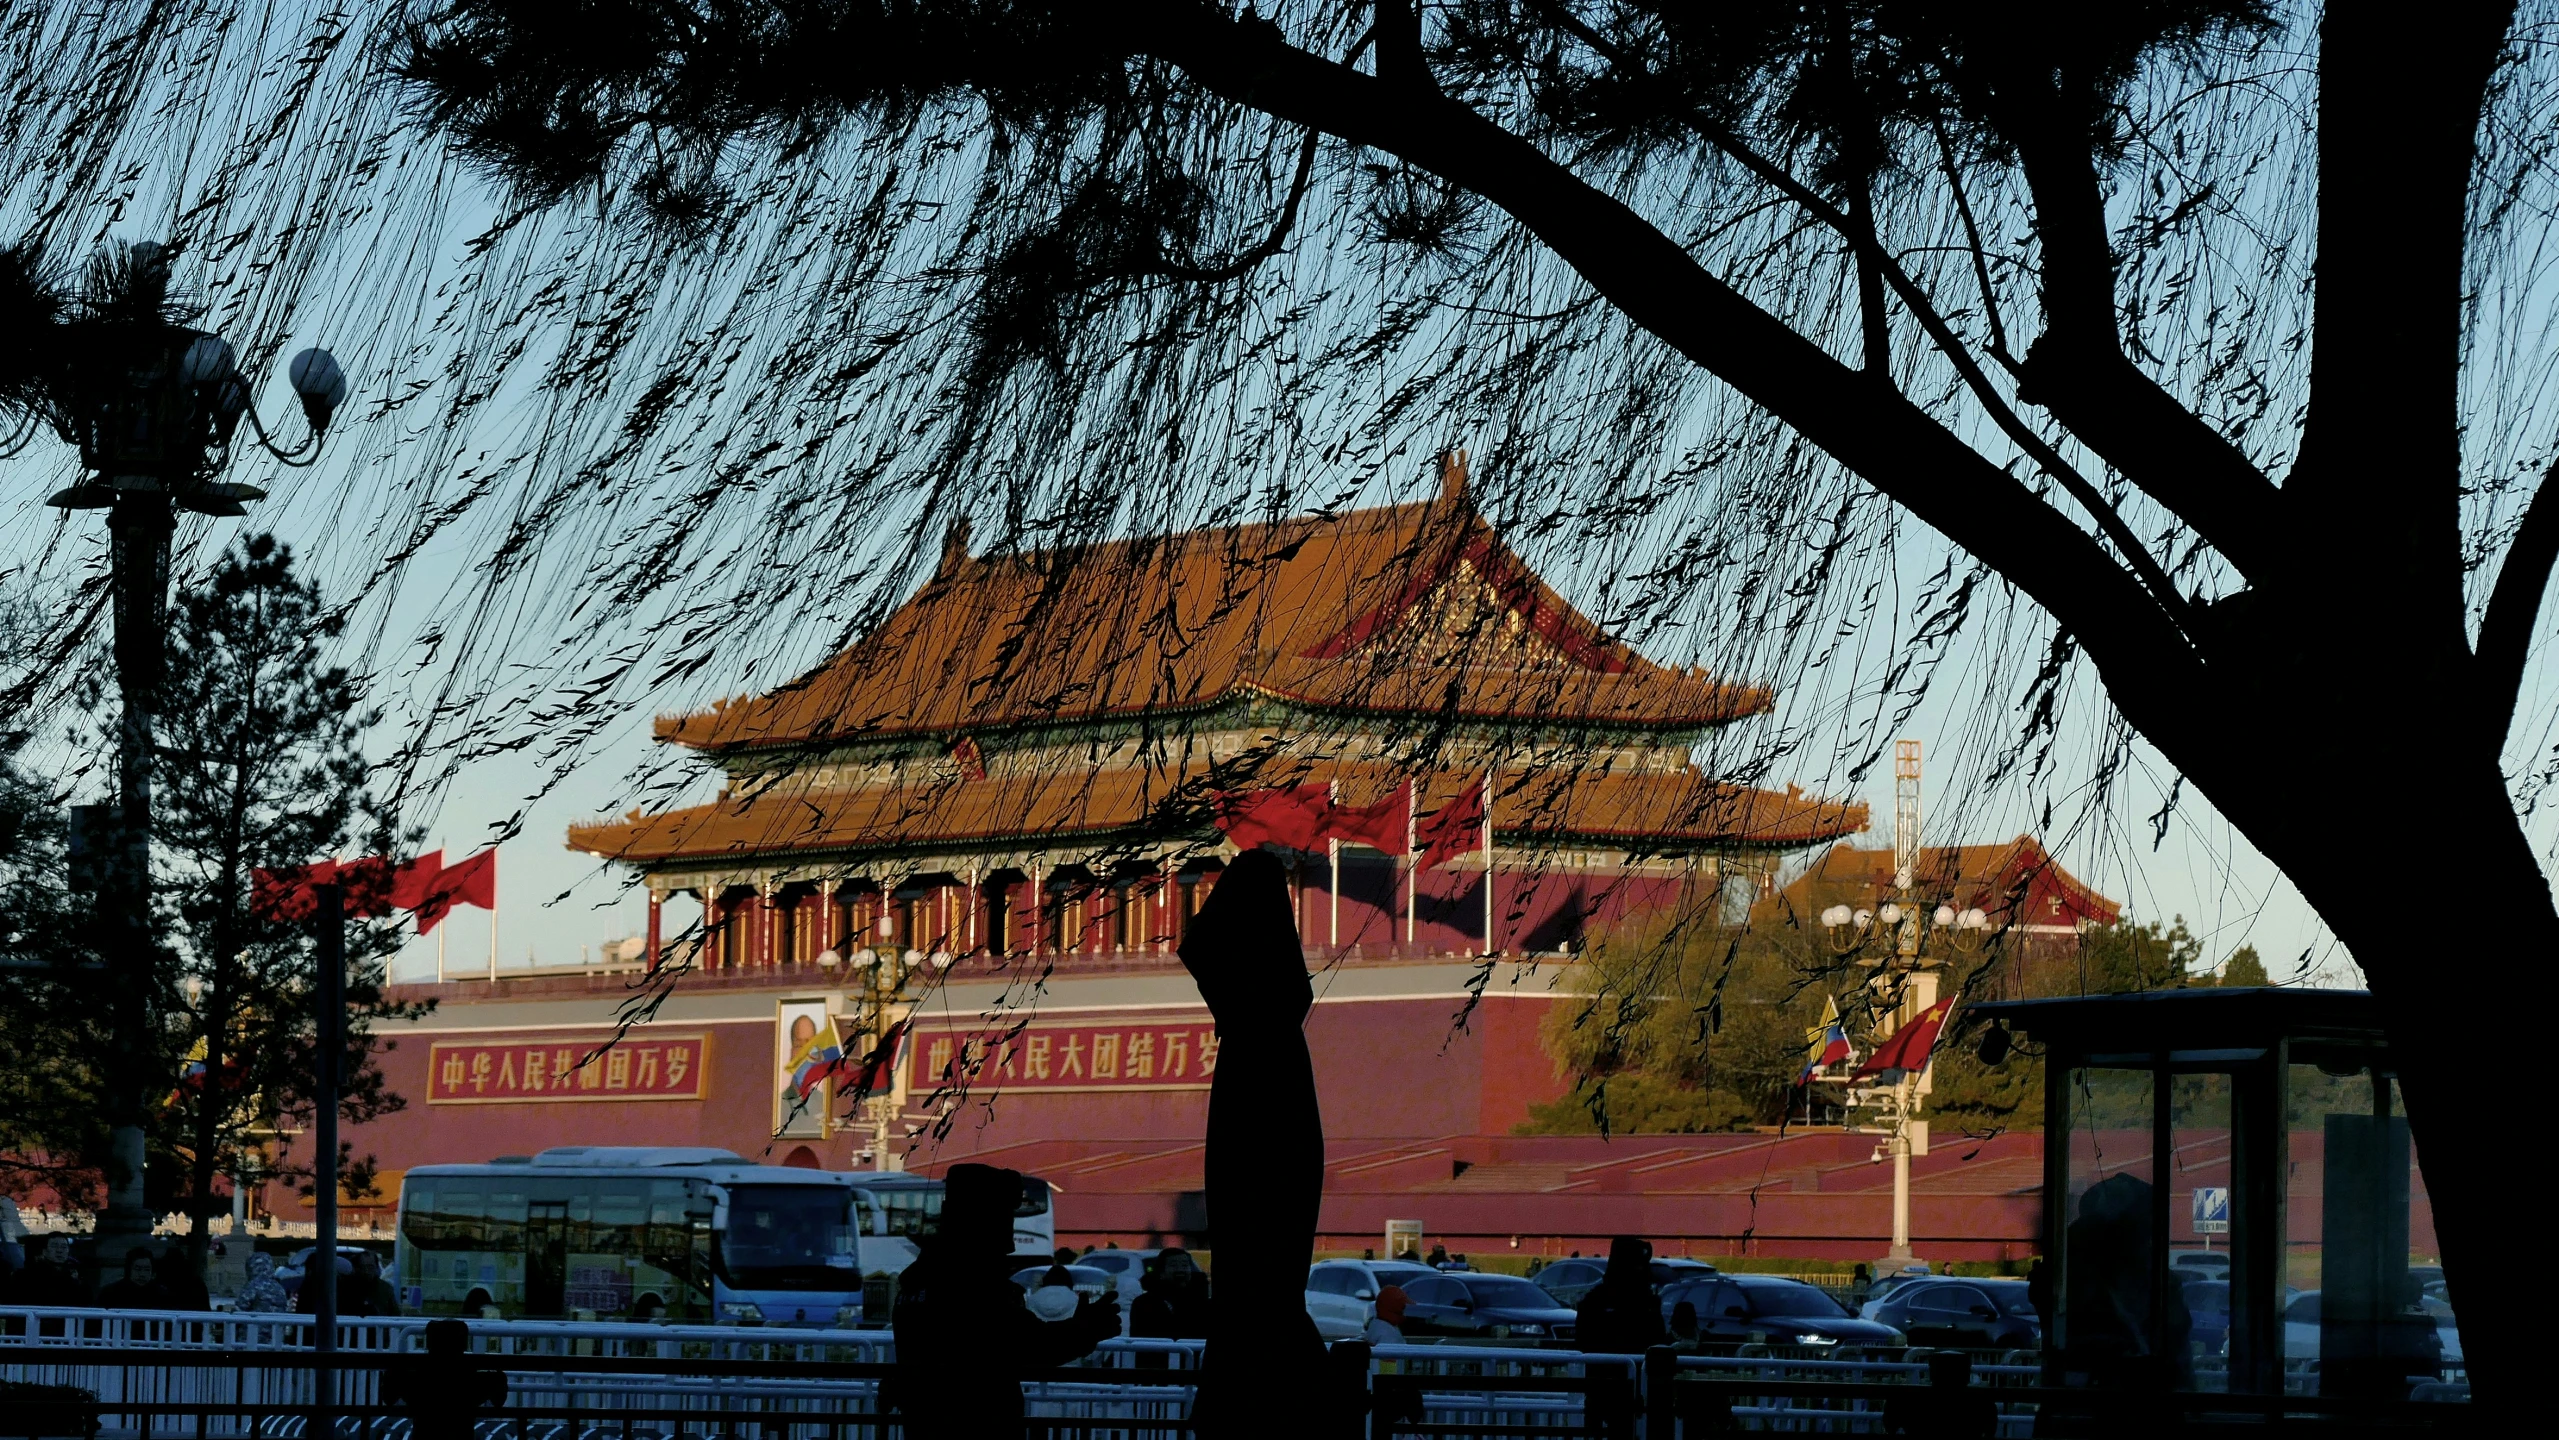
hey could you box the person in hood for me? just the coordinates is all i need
[1174,849,1331,1432]
[236,1253,290,1312]
[890,1162,1119,1436]
[1574,1236,1668,1355]
[1026,1265,1082,1323]
[1366,1284,1409,1346]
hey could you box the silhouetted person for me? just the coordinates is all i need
[292,1250,352,1315]
[1668,1300,1702,1351]
[9,1235,83,1307]
[353,1251,401,1316]
[98,1248,171,1309]
[1175,848,1327,1433]
[1128,1248,1210,1339]
[1882,1350,1997,1438]
[383,1319,507,1440]
[158,1251,211,1312]
[1427,1244,1452,1269]
[891,1162,1118,1436]
[1574,1237,1667,1355]
[1053,1247,1079,1269]
[2059,1174,2189,1388]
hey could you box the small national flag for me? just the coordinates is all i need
[1851,998,1957,1084]
[1413,777,1489,871]
[251,853,440,921]
[1800,994,1854,1083]
[793,1042,846,1099]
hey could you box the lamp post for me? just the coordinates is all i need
[10,242,345,1259]
[1816,898,1990,1272]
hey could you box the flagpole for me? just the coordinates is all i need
[1405,782,1417,952]
[1480,770,1495,958]
[1327,783,1340,949]
[488,888,498,984]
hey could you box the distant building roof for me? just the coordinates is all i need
[654,495,1773,756]
[1757,836,2120,934]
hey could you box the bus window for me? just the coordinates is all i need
[405,1182,482,1249]
[590,1181,647,1255]
[874,1187,943,1238]
[1017,1179,1050,1217]
[483,1183,529,1252]
[717,1186,863,1290]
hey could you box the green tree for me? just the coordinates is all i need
[2221,945,2271,987]
[148,536,428,1283]
[0,756,110,1206]
[11,538,426,1282]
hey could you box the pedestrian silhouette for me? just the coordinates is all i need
[1573,1237,1667,1355]
[382,1319,506,1440]
[1175,848,1328,1434]
[1129,1248,1210,1339]
[890,1162,1118,1436]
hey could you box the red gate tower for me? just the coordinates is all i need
[351,458,1883,1250]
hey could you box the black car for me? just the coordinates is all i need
[1862,1278,2040,1350]
[1535,1257,1719,1307]
[1399,1272,1581,1342]
[1661,1275,1905,1349]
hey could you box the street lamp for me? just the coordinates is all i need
[4,240,343,1258]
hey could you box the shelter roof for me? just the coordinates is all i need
[654,494,1771,755]
[566,760,1867,869]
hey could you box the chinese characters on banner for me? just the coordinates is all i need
[426,1035,710,1104]
[909,1020,1219,1093]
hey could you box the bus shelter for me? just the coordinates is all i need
[1967,989,2455,1401]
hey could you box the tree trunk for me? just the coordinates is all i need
[2174,713,2528,1412]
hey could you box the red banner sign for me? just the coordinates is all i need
[427,1035,710,1104]
[910,1020,1219,1094]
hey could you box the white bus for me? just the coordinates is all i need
[847,1169,1056,1275]
[394,1148,1058,1326]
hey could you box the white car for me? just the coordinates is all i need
[2282,1290,2463,1366]
[1305,1258,1440,1340]
[1070,1248,1159,1309]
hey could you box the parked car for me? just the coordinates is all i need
[276,1245,378,1298]
[1008,1264,1120,1305]
[1306,1259,1439,1340]
[1857,1264,1938,1313]
[1397,1272,1581,1342]
[1663,1275,1906,1349]
[1070,1248,1160,1308]
[2167,1250,2229,1276]
[1534,1256,1720,1308]
[1862,1278,2040,1351]
[1532,1258,1608,1307]
[2281,1290,2463,1367]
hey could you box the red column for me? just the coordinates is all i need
[706,890,726,969]
[645,892,662,973]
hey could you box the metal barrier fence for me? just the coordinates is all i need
[1,1308,2475,1437]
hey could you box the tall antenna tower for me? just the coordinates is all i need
[1893,739,1921,892]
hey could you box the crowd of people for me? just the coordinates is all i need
[0,1232,400,1315]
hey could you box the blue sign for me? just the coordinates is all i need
[2191,1186,2231,1235]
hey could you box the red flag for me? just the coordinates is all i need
[1322,783,1412,855]
[414,850,498,935]
[1413,777,1489,870]
[251,860,337,921]
[1850,998,1956,1083]
[389,850,444,910]
[1213,784,1333,851]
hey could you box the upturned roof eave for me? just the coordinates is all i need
[652,678,1775,760]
